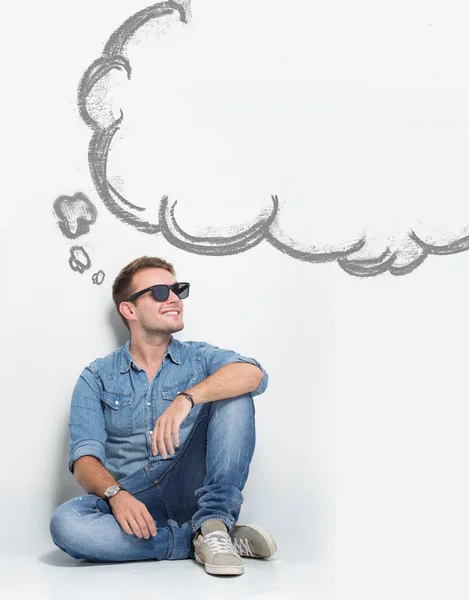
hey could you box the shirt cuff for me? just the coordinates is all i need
[69,440,106,473]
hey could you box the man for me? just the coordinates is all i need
[50,256,276,575]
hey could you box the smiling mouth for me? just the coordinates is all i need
[162,311,180,316]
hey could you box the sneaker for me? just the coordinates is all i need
[231,524,278,558]
[193,531,244,575]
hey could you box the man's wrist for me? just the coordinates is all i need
[108,488,129,505]
[104,484,125,503]
[176,391,195,408]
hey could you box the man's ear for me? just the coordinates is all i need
[119,300,136,322]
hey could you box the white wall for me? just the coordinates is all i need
[2,1,469,598]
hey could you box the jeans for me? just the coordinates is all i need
[50,394,256,562]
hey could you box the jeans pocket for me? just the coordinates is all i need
[101,391,134,437]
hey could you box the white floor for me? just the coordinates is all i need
[1,530,334,600]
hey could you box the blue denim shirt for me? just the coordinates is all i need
[69,337,268,480]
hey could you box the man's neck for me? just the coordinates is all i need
[129,333,172,375]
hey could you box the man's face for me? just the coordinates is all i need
[124,268,185,336]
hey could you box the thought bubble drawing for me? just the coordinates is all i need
[92,270,105,285]
[54,193,97,239]
[76,0,469,276]
[69,246,91,274]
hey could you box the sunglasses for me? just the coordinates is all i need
[125,282,190,303]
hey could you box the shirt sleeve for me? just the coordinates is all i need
[68,365,107,473]
[201,344,269,396]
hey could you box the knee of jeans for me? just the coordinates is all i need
[50,497,89,552]
[210,393,255,424]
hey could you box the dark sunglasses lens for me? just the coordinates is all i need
[152,285,170,302]
[174,282,190,299]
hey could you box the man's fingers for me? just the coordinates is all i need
[172,423,180,448]
[164,421,175,455]
[119,518,134,536]
[157,433,168,459]
[127,516,143,538]
[114,501,156,538]
[135,514,152,540]
[156,423,168,459]
[152,422,159,456]
[153,416,180,458]
[142,509,157,537]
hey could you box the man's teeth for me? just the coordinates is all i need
[163,311,179,315]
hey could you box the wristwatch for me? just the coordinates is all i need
[104,485,124,502]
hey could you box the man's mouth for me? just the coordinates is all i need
[162,310,180,316]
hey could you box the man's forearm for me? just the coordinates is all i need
[186,363,263,405]
[73,456,119,499]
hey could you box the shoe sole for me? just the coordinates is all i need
[195,552,244,575]
[233,524,278,558]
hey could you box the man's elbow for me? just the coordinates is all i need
[250,365,267,395]
[254,366,264,387]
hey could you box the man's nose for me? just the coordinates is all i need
[167,289,181,303]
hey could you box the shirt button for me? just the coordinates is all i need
[149,430,153,434]
[115,401,119,405]
[147,402,151,406]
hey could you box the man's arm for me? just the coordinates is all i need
[151,346,268,458]
[69,368,157,539]
[186,362,263,404]
[73,455,119,498]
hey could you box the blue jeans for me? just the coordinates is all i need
[50,394,256,562]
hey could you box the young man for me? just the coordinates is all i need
[50,256,276,575]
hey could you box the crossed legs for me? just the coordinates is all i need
[50,394,256,562]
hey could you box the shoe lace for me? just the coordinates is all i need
[202,532,237,555]
[233,537,254,557]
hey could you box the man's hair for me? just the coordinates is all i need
[112,256,175,329]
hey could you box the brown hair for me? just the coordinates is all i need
[112,256,175,329]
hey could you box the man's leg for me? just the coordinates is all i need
[192,393,256,532]
[147,393,275,574]
[149,393,256,533]
[50,466,193,562]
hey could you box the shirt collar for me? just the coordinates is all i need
[120,336,181,373]
[165,336,181,365]
[120,340,133,373]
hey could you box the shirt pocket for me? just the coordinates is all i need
[101,391,134,437]
[161,375,203,430]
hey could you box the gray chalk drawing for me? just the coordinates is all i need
[54,193,97,239]
[92,270,105,285]
[74,0,469,277]
[69,246,92,274]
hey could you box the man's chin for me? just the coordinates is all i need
[170,322,184,334]
[142,322,184,336]
[165,320,184,334]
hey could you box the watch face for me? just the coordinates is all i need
[105,485,120,498]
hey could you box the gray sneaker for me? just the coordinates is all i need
[231,524,278,558]
[193,531,244,575]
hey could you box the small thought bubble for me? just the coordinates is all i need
[54,192,97,239]
[92,270,105,285]
[69,246,91,274]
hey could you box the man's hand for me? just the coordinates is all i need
[152,395,192,458]
[109,491,157,539]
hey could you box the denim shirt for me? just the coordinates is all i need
[69,337,268,480]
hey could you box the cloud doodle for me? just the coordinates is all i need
[69,246,92,274]
[92,270,105,285]
[76,0,469,277]
[54,193,97,239]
